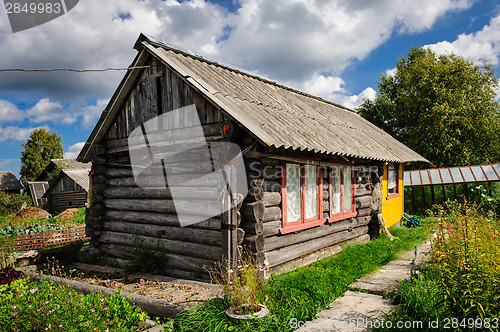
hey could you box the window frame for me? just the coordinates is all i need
[328,163,357,222]
[387,162,400,199]
[281,161,324,234]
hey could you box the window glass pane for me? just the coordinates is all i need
[410,171,421,186]
[331,167,341,214]
[461,167,475,182]
[420,171,431,185]
[482,165,499,181]
[450,168,463,183]
[286,164,301,222]
[388,163,398,194]
[343,166,352,212]
[304,165,318,219]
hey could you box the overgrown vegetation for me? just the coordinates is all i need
[167,222,432,332]
[0,207,86,230]
[0,192,32,217]
[0,277,149,331]
[377,205,499,331]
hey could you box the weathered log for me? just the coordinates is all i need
[105,123,224,149]
[262,192,281,207]
[99,231,221,261]
[262,180,281,193]
[241,201,265,222]
[262,220,281,237]
[103,221,221,246]
[356,195,372,209]
[103,186,221,200]
[105,173,223,188]
[322,190,329,200]
[104,198,222,217]
[357,207,371,217]
[99,243,215,273]
[245,186,264,202]
[243,234,264,252]
[237,228,245,245]
[241,221,263,235]
[103,210,221,231]
[263,206,281,222]
[265,217,370,252]
[248,178,264,188]
[268,234,370,275]
[371,182,383,212]
[323,200,329,212]
[356,184,373,197]
[29,272,185,318]
[266,226,368,268]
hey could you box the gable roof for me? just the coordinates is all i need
[35,158,91,181]
[44,169,90,196]
[0,172,23,191]
[78,33,427,164]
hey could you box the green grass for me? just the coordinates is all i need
[0,207,86,229]
[167,219,433,332]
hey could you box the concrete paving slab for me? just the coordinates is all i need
[295,291,395,332]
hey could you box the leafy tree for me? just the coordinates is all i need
[357,47,500,168]
[20,129,63,187]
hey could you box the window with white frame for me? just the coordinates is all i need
[388,163,399,196]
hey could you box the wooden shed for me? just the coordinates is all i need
[0,171,23,195]
[77,34,427,280]
[44,169,90,213]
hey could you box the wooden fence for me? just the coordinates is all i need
[12,226,89,251]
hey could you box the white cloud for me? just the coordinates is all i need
[0,99,24,122]
[331,87,377,110]
[0,126,50,143]
[64,142,85,159]
[302,74,346,100]
[385,68,397,77]
[80,99,109,129]
[425,13,500,65]
[219,0,472,82]
[26,98,72,124]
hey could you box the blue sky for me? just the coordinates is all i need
[0,0,499,178]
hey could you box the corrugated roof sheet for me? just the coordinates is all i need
[52,159,91,170]
[147,40,427,163]
[62,170,90,191]
[0,172,23,191]
[404,164,500,186]
[78,33,428,164]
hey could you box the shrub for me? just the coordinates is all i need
[0,267,24,285]
[0,192,32,217]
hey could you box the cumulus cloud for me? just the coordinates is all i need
[64,141,85,159]
[425,13,500,65]
[302,74,346,100]
[0,99,23,122]
[0,125,50,143]
[80,98,109,129]
[331,87,377,110]
[219,0,472,82]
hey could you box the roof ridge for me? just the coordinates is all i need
[139,33,355,113]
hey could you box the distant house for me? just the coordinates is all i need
[35,159,91,213]
[0,172,23,195]
[44,169,90,213]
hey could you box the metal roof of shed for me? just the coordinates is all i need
[404,164,500,187]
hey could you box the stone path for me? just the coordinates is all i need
[295,238,432,332]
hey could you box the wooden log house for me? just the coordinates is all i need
[77,34,427,280]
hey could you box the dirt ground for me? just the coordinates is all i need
[70,271,221,307]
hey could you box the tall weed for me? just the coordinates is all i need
[431,206,500,320]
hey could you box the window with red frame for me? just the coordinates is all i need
[387,163,399,197]
[281,162,323,233]
[329,165,356,222]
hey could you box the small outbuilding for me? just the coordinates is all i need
[0,171,23,195]
[35,159,91,214]
[77,34,427,280]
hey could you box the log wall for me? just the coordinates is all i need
[85,57,227,280]
[48,191,87,214]
[240,155,377,276]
